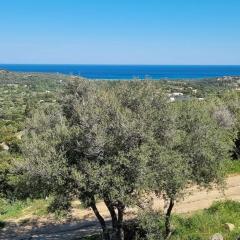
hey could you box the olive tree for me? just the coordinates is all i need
[220,91,240,160]
[18,79,236,240]
[144,98,236,238]
[20,79,154,240]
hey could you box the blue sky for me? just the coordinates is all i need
[1,0,240,64]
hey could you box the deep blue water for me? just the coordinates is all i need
[1,64,240,79]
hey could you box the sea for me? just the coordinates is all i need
[1,64,240,80]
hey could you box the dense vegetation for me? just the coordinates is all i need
[0,71,67,200]
[0,71,240,240]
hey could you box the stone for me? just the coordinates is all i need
[210,233,224,240]
[224,223,235,231]
[16,131,24,140]
[0,142,9,151]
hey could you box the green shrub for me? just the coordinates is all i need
[135,211,165,240]
[172,201,240,240]
[48,195,71,219]
[226,160,240,174]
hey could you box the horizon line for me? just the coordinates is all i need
[1,63,240,66]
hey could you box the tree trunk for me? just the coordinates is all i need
[104,198,118,230]
[90,197,110,240]
[116,201,125,240]
[164,198,174,239]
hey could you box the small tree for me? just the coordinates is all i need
[220,91,240,160]
[145,98,236,238]
[20,79,156,240]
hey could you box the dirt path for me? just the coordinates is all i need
[155,174,240,213]
[1,175,240,240]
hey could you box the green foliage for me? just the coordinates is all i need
[48,195,71,218]
[0,198,52,225]
[178,99,235,186]
[0,199,28,220]
[220,91,240,161]
[83,201,240,240]
[172,201,240,240]
[1,71,240,239]
[0,152,14,198]
[0,71,68,200]
[18,78,238,240]
[136,211,165,240]
[226,160,240,174]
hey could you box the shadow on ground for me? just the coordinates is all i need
[0,218,106,240]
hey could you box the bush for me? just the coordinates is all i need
[48,195,71,217]
[172,201,240,240]
[134,211,165,240]
[123,201,240,240]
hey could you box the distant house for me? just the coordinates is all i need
[167,92,186,102]
[192,89,197,94]
[171,92,184,96]
[167,92,184,97]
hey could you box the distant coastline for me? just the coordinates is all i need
[1,64,240,80]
